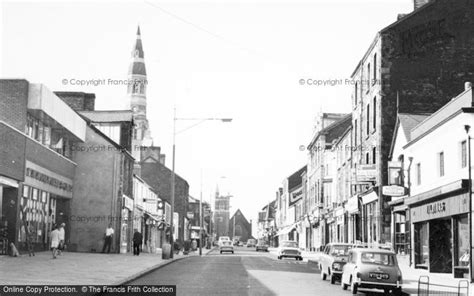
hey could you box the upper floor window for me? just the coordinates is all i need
[416,163,421,185]
[372,147,376,164]
[438,151,445,177]
[373,96,377,131]
[354,120,358,146]
[373,53,377,85]
[354,82,358,106]
[366,103,370,136]
[367,63,371,91]
[461,140,467,168]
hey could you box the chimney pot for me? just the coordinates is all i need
[465,82,472,91]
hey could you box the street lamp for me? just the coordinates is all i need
[464,125,473,282]
[170,109,232,258]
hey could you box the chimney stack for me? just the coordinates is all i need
[465,82,472,91]
[414,0,430,10]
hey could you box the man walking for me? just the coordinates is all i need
[57,223,65,255]
[133,229,143,256]
[102,224,114,253]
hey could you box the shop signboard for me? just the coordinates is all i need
[123,195,134,211]
[382,185,407,196]
[410,193,469,223]
[362,191,378,205]
[347,195,359,213]
[289,186,303,206]
[356,164,377,181]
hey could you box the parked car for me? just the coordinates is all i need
[319,243,353,284]
[218,236,234,254]
[247,239,257,248]
[277,240,302,260]
[256,242,269,252]
[341,248,402,295]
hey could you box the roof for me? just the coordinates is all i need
[389,112,431,159]
[308,114,351,149]
[79,110,133,123]
[398,113,431,141]
[288,165,307,191]
[350,248,396,255]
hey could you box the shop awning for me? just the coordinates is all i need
[276,224,296,236]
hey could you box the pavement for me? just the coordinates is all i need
[302,251,472,296]
[0,247,216,286]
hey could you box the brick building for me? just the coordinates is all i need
[229,209,254,243]
[0,79,85,253]
[350,0,474,246]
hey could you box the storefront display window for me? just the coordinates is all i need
[455,215,469,266]
[415,222,429,269]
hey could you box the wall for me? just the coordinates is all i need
[0,79,29,131]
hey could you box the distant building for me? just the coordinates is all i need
[229,209,253,243]
[214,189,230,239]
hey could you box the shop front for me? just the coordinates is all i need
[335,207,345,243]
[408,190,469,275]
[362,191,379,246]
[121,195,133,254]
[18,161,73,252]
[346,195,360,244]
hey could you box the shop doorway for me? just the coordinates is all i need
[429,218,452,273]
[1,186,19,246]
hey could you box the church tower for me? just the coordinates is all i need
[128,26,153,167]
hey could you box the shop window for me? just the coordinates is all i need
[414,222,429,268]
[455,215,469,267]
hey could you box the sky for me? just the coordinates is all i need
[1,0,413,233]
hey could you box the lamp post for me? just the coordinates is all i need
[170,110,232,259]
[465,125,473,282]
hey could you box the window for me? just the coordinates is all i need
[354,120,358,146]
[461,140,467,168]
[367,63,371,91]
[373,54,377,84]
[372,147,376,164]
[416,163,421,185]
[373,96,376,130]
[354,82,358,106]
[366,104,370,136]
[366,152,370,164]
[438,152,445,177]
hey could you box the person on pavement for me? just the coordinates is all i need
[133,229,143,256]
[50,224,60,259]
[102,224,114,253]
[26,222,35,257]
[58,223,65,255]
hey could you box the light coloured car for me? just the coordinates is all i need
[247,239,257,248]
[218,236,234,254]
[256,242,269,252]
[277,240,302,260]
[341,248,402,295]
[319,243,353,284]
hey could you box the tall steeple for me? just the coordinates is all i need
[128,25,153,169]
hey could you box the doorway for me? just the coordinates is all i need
[429,218,452,273]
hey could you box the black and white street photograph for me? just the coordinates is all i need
[1,0,474,295]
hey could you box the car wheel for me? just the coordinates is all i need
[350,279,358,294]
[330,274,336,285]
[277,256,281,260]
[220,251,222,254]
[341,279,348,290]
[320,270,326,281]
[392,287,402,296]
[232,251,234,254]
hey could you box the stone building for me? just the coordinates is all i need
[229,209,254,243]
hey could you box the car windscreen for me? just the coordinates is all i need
[330,245,351,256]
[281,242,297,248]
[360,252,395,266]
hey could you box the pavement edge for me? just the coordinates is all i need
[115,247,217,286]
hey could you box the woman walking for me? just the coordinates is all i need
[50,224,60,259]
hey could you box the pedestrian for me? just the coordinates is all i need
[50,224,60,259]
[102,223,114,253]
[132,229,142,256]
[57,223,65,255]
[26,222,35,257]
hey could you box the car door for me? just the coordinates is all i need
[342,251,354,284]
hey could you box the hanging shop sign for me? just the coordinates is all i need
[382,185,407,197]
[362,191,378,205]
[347,195,359,214]
[289,187,303,206]
[123,195,134,211]
[356,164,377,182]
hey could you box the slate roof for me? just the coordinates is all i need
[398,113,431,141]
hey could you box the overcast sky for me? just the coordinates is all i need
[1,0,413,232]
